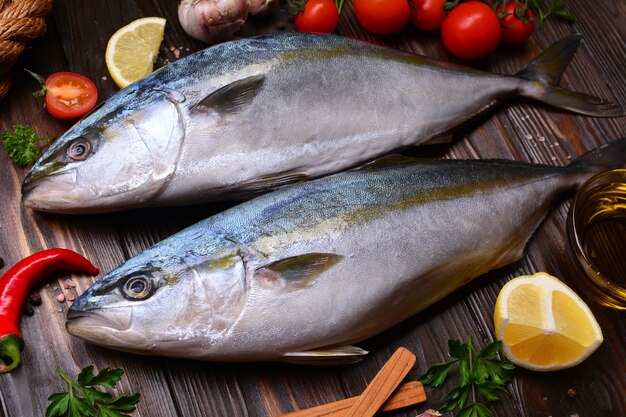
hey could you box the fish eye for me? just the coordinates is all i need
[122,275,153,300]
[67,140,91,160]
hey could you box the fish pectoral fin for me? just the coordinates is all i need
[255,253,343,291]
[281,346,369,365]
[192,74,265,116]
[237,172,311,196]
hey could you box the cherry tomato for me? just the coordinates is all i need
[441,1,502,60]
[410,0,445,32]
[497,1,535,44]
[295,0,340,34]
[43,72,98,119]
[354,0,410,35]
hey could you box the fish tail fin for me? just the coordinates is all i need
[568,137,626,174]
[516,34,625,117]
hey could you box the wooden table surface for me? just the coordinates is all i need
[1,1,625,417]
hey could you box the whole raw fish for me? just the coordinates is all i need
[22,33,623,214]
[66,138,626,363]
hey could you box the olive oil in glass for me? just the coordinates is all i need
[567,170,626,309]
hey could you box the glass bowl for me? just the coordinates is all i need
[566,169,626,310]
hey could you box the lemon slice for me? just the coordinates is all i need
[105,17,166,88]
[494,272,603,371]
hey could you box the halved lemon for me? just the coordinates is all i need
[105,17,166,88]
[494,272,603,371]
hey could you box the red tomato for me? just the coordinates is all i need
[410,0,445,32]
[354,0,410,35]
[44,72,98,119]
[497,1,535,44]
[441,1,502,59]
[295,0,339,34]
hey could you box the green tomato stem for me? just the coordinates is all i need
[0,334,24,374]
[336,0,344,14]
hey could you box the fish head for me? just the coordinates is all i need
[66,236,249,357]
[22,87,186,213]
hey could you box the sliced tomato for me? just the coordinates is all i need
[44,72,98,119]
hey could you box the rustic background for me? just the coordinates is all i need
[0,1,625,416]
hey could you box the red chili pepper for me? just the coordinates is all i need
[0,248,99,373]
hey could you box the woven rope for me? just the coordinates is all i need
[0,0,53,102]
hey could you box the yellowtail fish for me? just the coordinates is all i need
[22,33,623,213]
[66,138,626,364]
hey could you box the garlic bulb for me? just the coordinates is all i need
[178,0,248,44]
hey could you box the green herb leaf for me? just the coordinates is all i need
[81,387,113,407]
[459,353,472,387]
[104,394,142,412]
[455,336,473,387]
[66,397,96,417]
[76,366,95,386]
[46,365,140,417]
[473,341,515,385]
[475,381,508,401]
[457,402,494,417]
[448,339,464,359]
[95,393,141,417]
[476,340,501,360]
[441,385,470,412]
[419,361,457,387]
[46,390,95,417]
[45,393,72,417]
[90,367,125,388]
[420,337,516,417]
[1,125,46,167]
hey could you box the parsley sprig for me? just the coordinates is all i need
[46,366,140,417]
[1,125,47,167]
[419,337,515,417]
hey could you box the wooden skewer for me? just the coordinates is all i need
[276,380,426,417]
[343,346,417,417]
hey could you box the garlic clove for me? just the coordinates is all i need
[178,0,248,44]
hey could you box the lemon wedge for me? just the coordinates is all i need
[494,272,603,371]
[105,17,166,88]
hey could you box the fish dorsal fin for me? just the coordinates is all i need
[192,74,265,116]
[237,172,311,196]
[281,346,369,365]
[255,253,343,291]
[352,154,420,171]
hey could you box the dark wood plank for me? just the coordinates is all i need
[1,1,624,417]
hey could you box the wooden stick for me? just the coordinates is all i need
[343,346,416,417]
[276,381,426,417]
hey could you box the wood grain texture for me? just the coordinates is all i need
[0,1,625,417]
